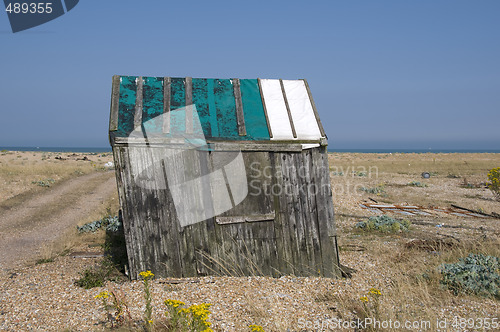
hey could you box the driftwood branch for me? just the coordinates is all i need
[451,204,500,219]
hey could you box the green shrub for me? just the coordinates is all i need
[408,181,428,187]
[75,258,123,289]
[76,269,106,289]
[359,185,385,194]
[36,258,54,265]
[487,167,500,200]
[440,253,500,299]
[32,179,55,187]
[356,215,411,233]
[77,215,121,233]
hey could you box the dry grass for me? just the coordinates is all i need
[38,194,120,261]
[0,151,113,202]
[329,152,499,177]
[329,152,500,212]
[389,239,497,324]
[0,150,117,267]
[326,231,500,331]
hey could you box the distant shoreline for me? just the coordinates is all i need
[328,148,500,154]
[1,146,499,154]
[0,147,112,153]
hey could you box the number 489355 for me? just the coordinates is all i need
[5,2,53,14]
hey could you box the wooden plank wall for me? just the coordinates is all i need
[113,146,340,279]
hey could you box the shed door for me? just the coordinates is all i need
[213,151,275,227]
[210,151,278,276]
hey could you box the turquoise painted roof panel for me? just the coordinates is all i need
[240,79,270,140]
[142,77,163,133]
[116,76,137,136]
[192,78,213,137]
[213,79,239,138]
[170,78,186,136]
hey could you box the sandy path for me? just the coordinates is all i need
[0,171,117,274]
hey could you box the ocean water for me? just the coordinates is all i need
[329,148,500,154]
[0,147,112,153]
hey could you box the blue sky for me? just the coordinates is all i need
[1,1,499,149]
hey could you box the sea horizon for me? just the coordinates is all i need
[329,148,500,154]
[1,146,499,154]
[0,146,112,153]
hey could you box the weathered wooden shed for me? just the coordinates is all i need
[109,76,340,279]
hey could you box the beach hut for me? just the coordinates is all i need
[109,76,340,279]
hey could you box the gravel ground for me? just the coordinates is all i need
[0,252,345,331]
[1,235,498,331]
[1,152,499,331]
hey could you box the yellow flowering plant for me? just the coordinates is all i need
[94,291,114,328]
[95,291,111,319]
[164,299,213,332]
[164,299,186,328]
[188,303,212,331]
[359,287,383,327]
[249,324,265,331]
[368,288,382,297]
[93,272,215,331]
[94,288,132,328]
[109,286,132,328]
[140,270,155,331]
[487,167,500,200]
[139,270,155,279]
[95,291,110,299]
[165,299,185,308]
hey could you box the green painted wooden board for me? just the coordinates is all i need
[117,76,137,136]
[213,79,238,138]
[192,78,213,137]
[115,76,271,141]
[240,79,270,140]
[170,78,186,136]
[142,77,164,135]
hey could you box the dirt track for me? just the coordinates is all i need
[0,171,117,274]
